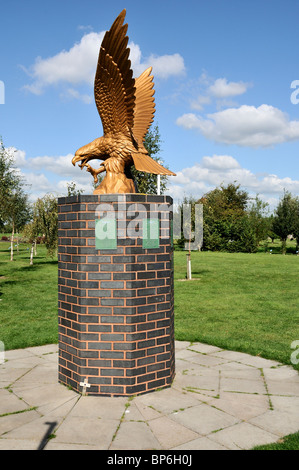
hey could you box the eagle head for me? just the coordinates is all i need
[72,137,104,168]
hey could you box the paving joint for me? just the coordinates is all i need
[0,341,298,450]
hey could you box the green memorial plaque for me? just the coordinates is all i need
[143,218,160,249]
[95,218,117,250]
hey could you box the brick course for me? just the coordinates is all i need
[58,194,175,396]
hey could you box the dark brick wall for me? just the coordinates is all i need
[58,194,175,396]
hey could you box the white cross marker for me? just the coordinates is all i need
[79,378,91,395]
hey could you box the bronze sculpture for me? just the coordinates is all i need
[72,9,176,194]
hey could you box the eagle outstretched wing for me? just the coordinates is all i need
[94,9,135,136]
[94,9,176,176]
[131,66,175,175]
[133,67,155,146]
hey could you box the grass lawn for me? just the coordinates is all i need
[0,238,298,449]
[0,238,298,372]
[174,249,299,370]
[253,431,299,450]
[0,242,58,350]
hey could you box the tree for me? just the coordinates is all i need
[0,138,18,225]
[199,183,257,253]
[6,189,31,261]
[247,195,270,245]
[272,190,297,254]
[0,139,31,260]
[266,214,279,243]
[290,197,299,252]
[67,181,84,197]
[131,124,169,194]
[173,196,201,279]
[33,195,58,257]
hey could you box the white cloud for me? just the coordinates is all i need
[208,78,251,98]
[23,32,185,96]
[190,94,211,111]
[60,88,93,104]
[129,42,185,79]
[166,154,299,208]
[8,147,299,210]
[142,53,185,80]
[185,75,250,112]
[176,104,299,147]
[8,148,95,200]
[201,155,241,170]
[24,32,104,94]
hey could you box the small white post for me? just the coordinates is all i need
[157,174,161,195]
[186,252,192,280]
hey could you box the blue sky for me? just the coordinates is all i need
[1,0,299,210]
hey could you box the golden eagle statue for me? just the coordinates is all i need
[72,9,176,194]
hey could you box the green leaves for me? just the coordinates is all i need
[131,124,169,194]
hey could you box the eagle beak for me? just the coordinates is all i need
[72,153,87,167]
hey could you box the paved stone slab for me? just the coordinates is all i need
[148,416,200,449]
[171,403,240,435]
[134,387,201,415]
[12,383,78,409]
[12,363,58,386]
[24,345,58,356]
[0,341,297,450]
[207,421,280,450]
[187,344,223,354]
[263,365,299,382]
[0,438,41,450]
[68,396,127,420]
[189,353,229,367]
[270,395,299,413]
[0,410,40,436]
[0,389,30,415]
[209,391,269,421]
[45,442,99,450]
[212,350,280,368]
[172,436,228,450]
[220,377,267,394]
[3,414,62,442]
[249,410,299,437]
[0,367,33,384]
[133,401,162,421]
[109,421,161,450]
[174,341,191,350]
[38,396,79,418]
[266,380,299,396]
[54,416,119,448]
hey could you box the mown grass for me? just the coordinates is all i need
[0,238,299,449]
[174,249,299,370]
[253,431,299,450]
[1,238,299,373]
[0,242,58,349]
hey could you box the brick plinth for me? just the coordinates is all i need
[58,194,175,396]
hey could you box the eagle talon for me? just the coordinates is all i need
[85,164,100,183]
